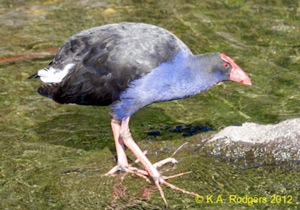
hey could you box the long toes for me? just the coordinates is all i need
[104,151,149,177]
[125,167,151,183]
[153,157,178,169]
[153,176,198,207]
[163,171,192,180]
[154,179,168,207]
[104,164,151,183]
[104,165,121,176]
[161,179,199,197]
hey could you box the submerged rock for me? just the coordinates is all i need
[146,124,214,137]
[200,118,300,167]
[210,118,300,144]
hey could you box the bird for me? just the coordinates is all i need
[29,22,252,206]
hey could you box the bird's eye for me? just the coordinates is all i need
[223,62,230,69]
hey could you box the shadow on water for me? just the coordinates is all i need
[32,102,214,152]
[32,107,114,151]
[0,0,300,209]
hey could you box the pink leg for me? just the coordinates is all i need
[105,119,149,180]
[120,117,199,207]
[104,119,129,175]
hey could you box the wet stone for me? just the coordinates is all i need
[199,118,300,167]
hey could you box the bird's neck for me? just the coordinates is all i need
[154,51,221,99]
[132,51,222,102]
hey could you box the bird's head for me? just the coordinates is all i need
[220,53,252,85]
[197,53,252,86]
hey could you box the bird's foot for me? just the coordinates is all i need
[104,153,187,186]
[104,151,151,182]
[118,117,199,207]
[148,156,197,206]
[105,164,151,183]
[105,156,196,206]
[153,175,199,206]
[150,160,197,207]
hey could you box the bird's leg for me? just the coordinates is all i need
[105,119,149,181]
[104,119,129,175]
[120,117,199,207]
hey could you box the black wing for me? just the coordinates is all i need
[36,23,190,106]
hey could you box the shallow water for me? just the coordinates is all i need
[0,0,299,209]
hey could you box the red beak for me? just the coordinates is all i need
[221,54,252,86]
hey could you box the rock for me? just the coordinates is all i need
[210,118,300,144]
[203,118,300,165]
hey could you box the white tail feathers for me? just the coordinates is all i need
[38,63,75,83]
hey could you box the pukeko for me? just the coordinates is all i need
[30,22,251,206]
